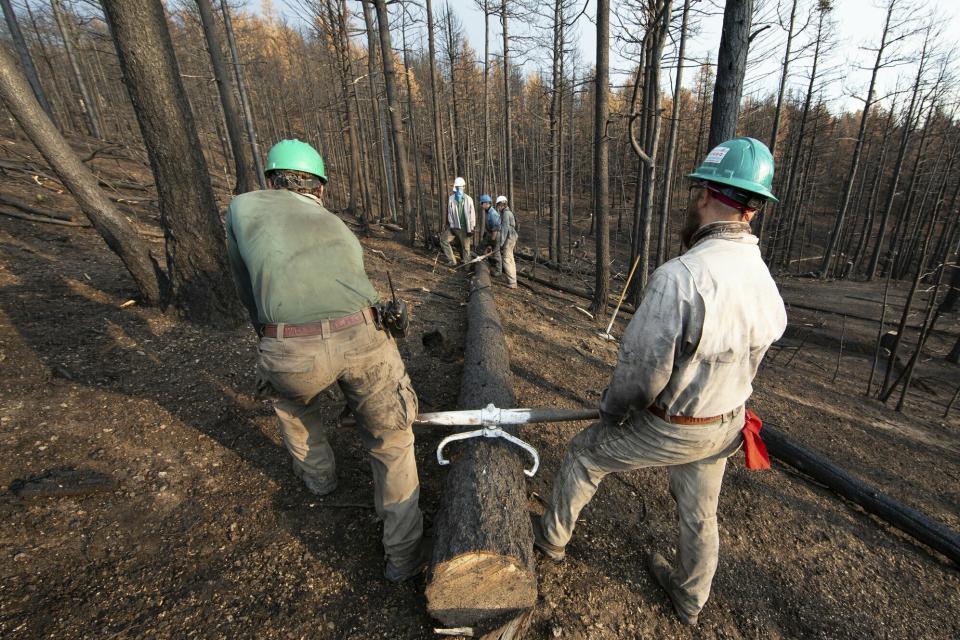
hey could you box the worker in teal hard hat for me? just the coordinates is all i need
[681,136,778,249]
[225,139,426,583]
[533,137,787,626]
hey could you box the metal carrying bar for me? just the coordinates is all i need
[434,404,598,477]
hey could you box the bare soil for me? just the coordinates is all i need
[1,131,959,639]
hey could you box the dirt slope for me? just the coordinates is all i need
[1,134,959,639]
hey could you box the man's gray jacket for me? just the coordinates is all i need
[601,223,787,419]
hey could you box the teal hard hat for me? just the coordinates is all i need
[687,137,778,203]
[265,139,327,184]
[479,194,492,204]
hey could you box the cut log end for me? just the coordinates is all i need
[426,552,537,628]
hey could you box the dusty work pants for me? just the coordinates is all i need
[440,227,472,265]
[501,235,517,286]
[541,406,744,617]
[483,234,503,275]
[256,319,423,567]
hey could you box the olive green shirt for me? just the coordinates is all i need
[225,190,379,327]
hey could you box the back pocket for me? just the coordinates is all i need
[258,351,316,373]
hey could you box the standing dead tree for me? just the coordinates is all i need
[819,0,909,279]
[372,0,416,243]
[626,0,672,301]
[708,0,753,148]
[1,0,55,123]
[220,0,265,189]
[101,0,243,326]
[195,0,258,194]
[590,0,610,318]
[0,43,165,303]
[51,0,102,139]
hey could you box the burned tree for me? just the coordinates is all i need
[0,43,165,303]
[195,0,259,194]
[101,0,243,326]
[708,0,753,148]
[590,0,610,318]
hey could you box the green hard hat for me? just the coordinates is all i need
[265,139,327,184]
[687,137,778,203]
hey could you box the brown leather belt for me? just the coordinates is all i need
[648,405,723,425]
[262,307,375,339]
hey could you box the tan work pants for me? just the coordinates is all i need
[541,406,744,617]
[440,227,472,265]
[256,319,423,566]
[501,235,517,286]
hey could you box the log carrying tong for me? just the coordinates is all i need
[433,404,598,477]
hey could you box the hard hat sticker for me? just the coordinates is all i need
[704,146,730,163]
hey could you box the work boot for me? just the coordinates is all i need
[291,461,337,497]
[384,536,432,583]
[647,552,699,626]
[530,514,565,562]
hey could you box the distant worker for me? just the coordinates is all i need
[479,194,502,273]
[440,176,475,266]
[225,139,425,582]
[495,195,518,288]
[532,137,787,625]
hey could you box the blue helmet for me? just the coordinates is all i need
[479,194,492,204]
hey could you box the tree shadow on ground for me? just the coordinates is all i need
[0,229,455,637]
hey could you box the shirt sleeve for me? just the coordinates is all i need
[447,196,456,228]
[600,267,699,418]
[225,207,261,331]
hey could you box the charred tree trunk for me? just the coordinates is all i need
[372,0,415,244]
[221,0,266,190]
[195,0,258,194]
[361,0,395,221]
[1,0,55,123]
[764,425,960,566]
[657,0,690,266]
[758,0,797,245]
[426,0,447,232]
[590,0,610,318]
[101,0,242,326]
[820,0,896,278]
[426,262,536,631]
[0,43,165,303]
[51,0,102,139]
[502,0,514,205]
[708,0,752,148]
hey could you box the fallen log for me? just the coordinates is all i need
[764,424,960,566]
[0,193,77,221]
[518,269,636,317]
[0,208,90,227]
[426,261,537,634]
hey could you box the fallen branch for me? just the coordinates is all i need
[0,193,76,221]
[0,208,90,227]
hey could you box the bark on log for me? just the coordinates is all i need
[764,424,960,566]
[426,261,537,632]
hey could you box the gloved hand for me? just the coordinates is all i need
[599,388,626,427]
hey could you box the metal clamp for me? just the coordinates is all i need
[435,403,541,477]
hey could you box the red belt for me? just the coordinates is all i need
[262,308,375,338]
[647,405,724,425]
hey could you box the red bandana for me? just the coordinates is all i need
[742,409,771,470]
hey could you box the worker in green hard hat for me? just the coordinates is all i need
[532,137,787,626]
[680,135,778,250]
[225,139,427,582]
